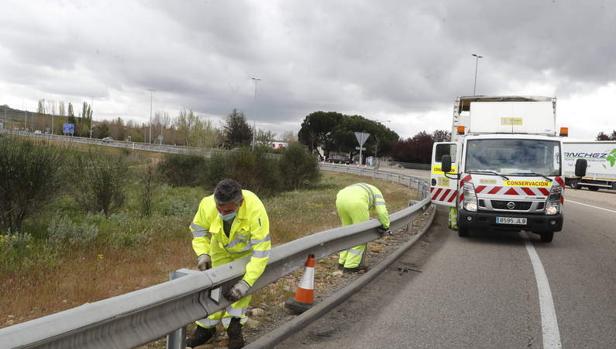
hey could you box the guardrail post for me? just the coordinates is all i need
[166,270,189,349]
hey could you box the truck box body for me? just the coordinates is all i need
[562,141,616,190]
[469,101,556,135]
[432,96,565,242]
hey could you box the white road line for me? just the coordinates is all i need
[523,235,562,349]
[567,200,616,214]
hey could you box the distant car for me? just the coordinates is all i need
[102,137,114,143]
[33,130,42,135]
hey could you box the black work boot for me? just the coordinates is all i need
[226,317,245,349]
[186,325,216,348]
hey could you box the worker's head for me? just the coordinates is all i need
[214,179,243,221]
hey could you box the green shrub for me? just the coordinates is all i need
[104,213,151,248]
[225,147,279,195]
[203,152,228,188]
[0,138,62,232]
[279,143,321,190]
[47,215,98,246]
[72,152,128,217]
[158,195,197,216]
[0,233,57,272]
[140,165,155,217]
[157,146,320,196]
[158,154,206,187]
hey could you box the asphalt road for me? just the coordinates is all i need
[277,188,616,348]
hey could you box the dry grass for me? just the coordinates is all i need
[0,172,417,329]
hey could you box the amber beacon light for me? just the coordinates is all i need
[559,127,569,137]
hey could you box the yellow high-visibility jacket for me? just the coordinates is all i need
[337,183,390,229]
[190,190,271,287]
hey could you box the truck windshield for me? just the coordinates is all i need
[465,139,561,176]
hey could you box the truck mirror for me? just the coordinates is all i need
[441,155,452,173]
[575,159,587,177]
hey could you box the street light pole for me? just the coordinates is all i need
[148,89,155,144]
[472,53,483,95]
[250,77,261,151]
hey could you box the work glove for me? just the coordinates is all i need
[224,280,251,303]
[197,254,212,271]
[377,226,392,236]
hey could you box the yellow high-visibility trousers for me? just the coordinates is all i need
[195,248,252,329]
[336,195,370,269]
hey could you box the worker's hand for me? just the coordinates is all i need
[224,280,250,302]
[377,226,392,236]
[197,254,212,271]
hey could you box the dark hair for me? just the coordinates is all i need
[214,179,243,204]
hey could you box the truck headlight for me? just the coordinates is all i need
[463,182,478,212]
[545,183,562,216]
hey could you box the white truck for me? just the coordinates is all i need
[562,141,616,191]
[430,96,583,243]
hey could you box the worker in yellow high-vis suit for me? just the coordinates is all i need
[336,183,390,272]
[186,179,271,349]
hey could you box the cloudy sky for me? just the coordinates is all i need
[1,0,614,139]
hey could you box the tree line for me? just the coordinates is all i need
[5,103,296,148]
[596,130,616,141]
[297,111,449,164]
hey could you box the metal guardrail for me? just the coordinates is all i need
[0,156,430,349]
[319,162,430,199]
[0,129,221,156]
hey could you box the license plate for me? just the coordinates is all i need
[496,217,527,225]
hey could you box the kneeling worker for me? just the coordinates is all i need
[336,182,390,272]
[187,179,271,349]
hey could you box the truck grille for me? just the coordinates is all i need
[491,200,532,210]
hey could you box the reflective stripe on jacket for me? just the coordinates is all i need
[337,183,390,229]
[190,189,271,286]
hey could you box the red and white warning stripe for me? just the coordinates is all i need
[458,174,473,204]
[430,187,457,203]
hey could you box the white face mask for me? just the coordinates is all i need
[220,211,237,222]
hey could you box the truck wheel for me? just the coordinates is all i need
[569,180,579,189]
[589,187,599,191]
[458,226,469,237]
[540,231,554,243]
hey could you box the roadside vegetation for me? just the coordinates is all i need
[0,135,417,329]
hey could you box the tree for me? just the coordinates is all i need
[223,109,252,148]
[48,100,56,116]
[109,117,126,140]
[597,132,610,141]
[391,130,449,164]
[92,121,110,139]
[298,111,399,162]
[432,129,451,142]
[298,111,343,158]
[256,129,276,146]
[58,101,66,116]
[67,102,76,130]
[37,99,46,114]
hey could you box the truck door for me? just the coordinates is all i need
[431,142,459,207]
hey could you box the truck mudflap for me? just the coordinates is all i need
[458,210,563,233]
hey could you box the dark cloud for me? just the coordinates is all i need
[0,0,614,138]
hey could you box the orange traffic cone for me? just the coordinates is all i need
[285,254,316,314]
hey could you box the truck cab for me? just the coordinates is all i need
[431,96,568,242]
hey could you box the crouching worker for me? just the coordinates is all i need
[186,179,271,349]
[336,182,390,272]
